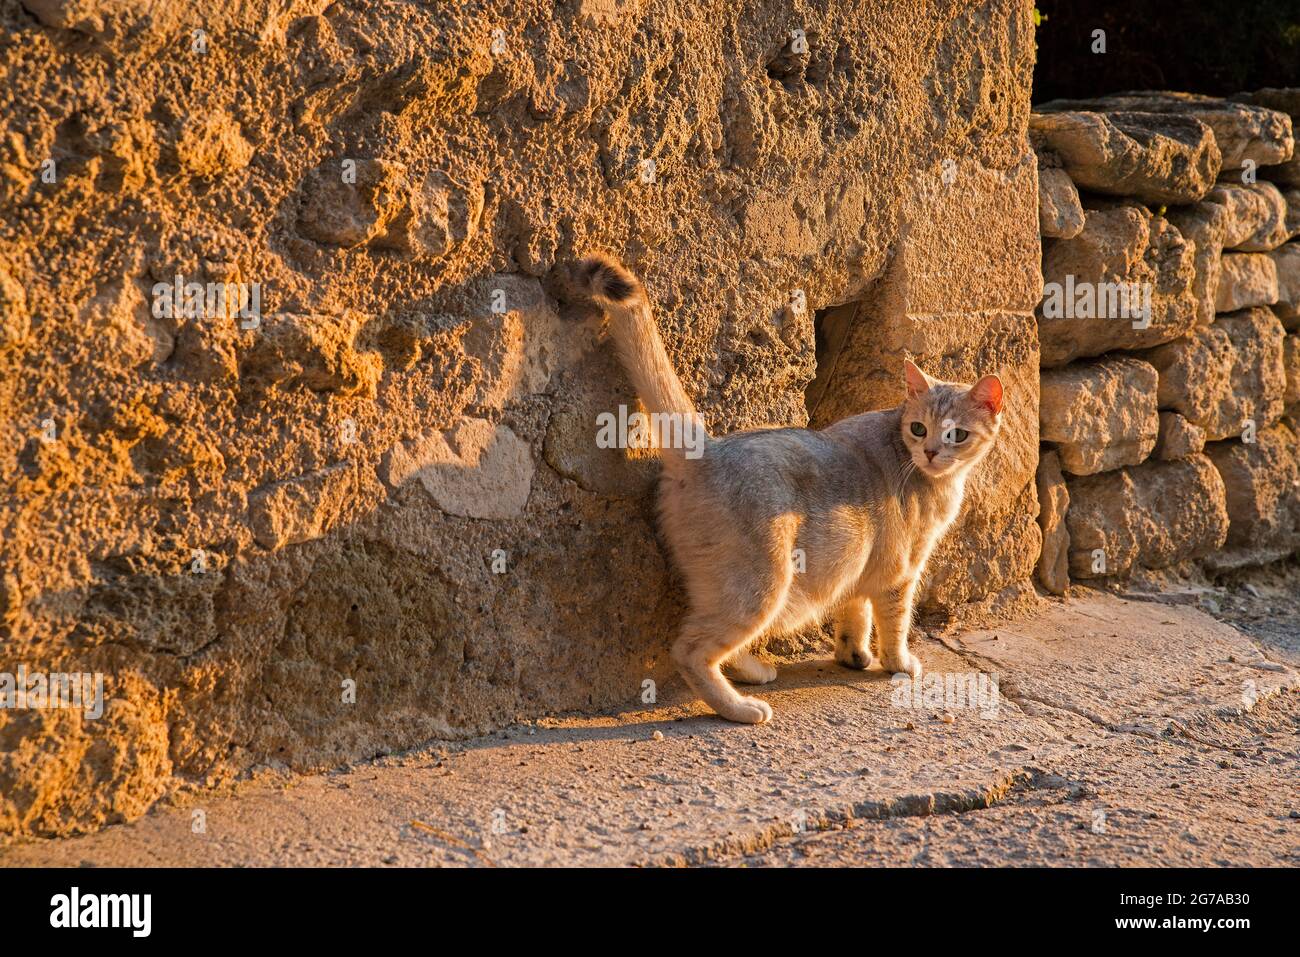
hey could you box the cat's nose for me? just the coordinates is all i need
[924,449,937,462]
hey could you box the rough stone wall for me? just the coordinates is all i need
[1032,91,1300,594]
[0,0,1039,837]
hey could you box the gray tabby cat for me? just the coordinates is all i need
[575,254,1004,724]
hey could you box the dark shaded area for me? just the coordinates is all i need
[1032,1,1300,102]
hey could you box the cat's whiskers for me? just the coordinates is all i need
[895,459,917,503]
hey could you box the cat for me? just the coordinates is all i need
[574,253,1004,724]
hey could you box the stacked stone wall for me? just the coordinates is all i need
[1033,91,1300,591]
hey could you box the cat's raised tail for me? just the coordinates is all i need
[575,254,707,467]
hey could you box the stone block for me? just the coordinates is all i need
[1029,110,1219,203]
[1204,423,1300,566]
[1065,455,1229,578]
[1206,182,1291,251]
[1215,253,1278,313]
[1040,356,1159,475]
[1152,410,1206,461]
[1037,166,1085,239]
[1035,449,1070,595]
[1270,243,1300,328]
[1145,307,1286,440]
[1165,201,1228,326]
[1040,92,1294,171]
[1039,205,1196,366]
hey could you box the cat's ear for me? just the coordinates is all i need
[969,375,1004,416]
[903,359,934,398]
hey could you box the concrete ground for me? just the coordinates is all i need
[2,578,1298,868]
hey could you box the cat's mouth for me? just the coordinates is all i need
[915,456,957,479]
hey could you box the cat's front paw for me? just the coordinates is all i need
[881,650,922,678]
[719,696,773,724]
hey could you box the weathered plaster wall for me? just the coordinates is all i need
[0,0,1041,837]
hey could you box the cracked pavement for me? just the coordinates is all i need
[1,588,1297,867]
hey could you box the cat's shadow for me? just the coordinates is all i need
[458,658,903,753]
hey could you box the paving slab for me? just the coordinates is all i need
[941,594,1295,735]
[1,593,1295,867]
[740,687,1300,867]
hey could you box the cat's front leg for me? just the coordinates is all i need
[832,597,873,670]
[872,580,923,677]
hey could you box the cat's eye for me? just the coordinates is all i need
[909,421,927,437]
[950,428,970,443]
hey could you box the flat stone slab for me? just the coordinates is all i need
[0,641,1065,867]
[1030,111,1220,204]
[1039,92,1294,171]
[944,593,1295,736]
[740,689,1300,867]
[1,594,1293,867]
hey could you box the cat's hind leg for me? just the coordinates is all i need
[832,596,873,670]
[671,518,797,723]
[674,611,779,723]
[723,648,778,685]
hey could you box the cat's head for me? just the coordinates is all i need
[900,360,1003,480]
